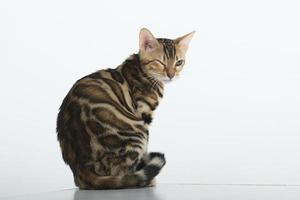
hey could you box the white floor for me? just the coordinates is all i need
[1,184,300,200]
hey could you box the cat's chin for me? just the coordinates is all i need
[163,79,173,84]
[162,76,179,84]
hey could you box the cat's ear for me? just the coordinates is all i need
[175,31,195,53]
[139,28,159,52]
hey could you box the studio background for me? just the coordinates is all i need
[1,0,300,197]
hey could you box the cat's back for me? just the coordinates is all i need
[63,68,134,111]
[56,68,144,166]
[58,68,139,128]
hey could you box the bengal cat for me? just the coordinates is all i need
[56,28,195,189]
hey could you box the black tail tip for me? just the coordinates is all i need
[143,152,166,182]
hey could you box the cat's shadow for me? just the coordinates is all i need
[73,187,163,200]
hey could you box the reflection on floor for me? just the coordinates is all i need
[2,184,300,200]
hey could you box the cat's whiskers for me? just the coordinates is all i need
[143,73,160,90]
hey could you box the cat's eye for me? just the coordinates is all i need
[155,59,166,67]
[175,59,184,66]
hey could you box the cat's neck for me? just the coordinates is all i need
[118,54,164,91]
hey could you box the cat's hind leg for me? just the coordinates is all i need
[74,152,166,189]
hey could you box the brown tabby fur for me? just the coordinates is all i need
[56,28,194,189]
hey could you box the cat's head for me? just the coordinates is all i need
[138,28,195,82]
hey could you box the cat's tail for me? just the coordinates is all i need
[75,152,166,189]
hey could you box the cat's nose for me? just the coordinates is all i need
[167,72,175,80]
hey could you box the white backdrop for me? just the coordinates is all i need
[1,0,300,197]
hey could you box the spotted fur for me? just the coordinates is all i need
[56,28,194,189]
